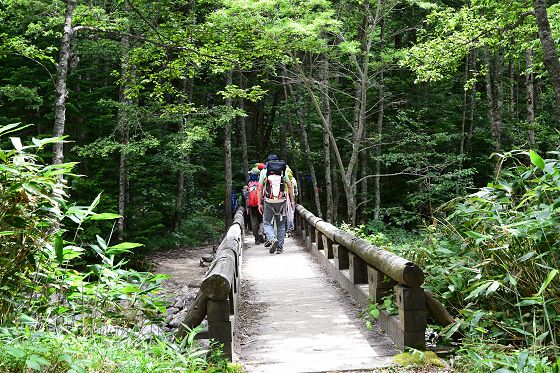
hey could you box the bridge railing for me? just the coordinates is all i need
[178,207,244,360]
[295,204,427,350]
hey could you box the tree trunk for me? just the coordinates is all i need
[174,78,193,230]
[283,66,322,217]
[483,46,503,151]
[117,0,131,240]
[374,16,385,221]
[533,0,560,123]
[238,72,249,181]
[53,0,77,165]
[526,49,536,145]
[466,49,477,152]
[320,57,334,223]
[224,72,233,228]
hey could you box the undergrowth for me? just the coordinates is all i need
[354,150,560,372]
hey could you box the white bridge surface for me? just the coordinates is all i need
[235,235,398,373]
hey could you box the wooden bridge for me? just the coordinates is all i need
[179,205,452,372]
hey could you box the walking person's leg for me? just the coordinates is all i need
[263,202,276,247]
[276,214,286,254]
[250,207,260,244]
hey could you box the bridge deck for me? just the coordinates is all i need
[235,235,398,373]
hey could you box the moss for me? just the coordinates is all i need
[393,350,445,368]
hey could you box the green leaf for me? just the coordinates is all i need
[5,345,25,358]
[535,269,558,296]
[0,231,16,236]
[516,298,540,307]
[485,281,500,296]
[55,234,64,264]
[529,150,545,170]
[26,359,42,371]
[89,213,122,221]
[108,242,143,250]
[10,137,23,151]
[18,314,37,325]
[518,251,536,262]
[0,123,32,136]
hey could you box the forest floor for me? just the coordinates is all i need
[149,245,215,328]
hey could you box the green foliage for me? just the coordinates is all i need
[0,326,237,373]
[360,150,560,371]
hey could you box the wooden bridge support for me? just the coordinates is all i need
[208,298,233,360]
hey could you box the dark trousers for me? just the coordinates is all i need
[249,206,262,242]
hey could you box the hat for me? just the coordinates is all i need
[258,163,265,170]
[267,154,278,161]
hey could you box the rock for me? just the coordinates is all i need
[139,323,165,340]
[173,298,185,309]
[169,309,188,328]
[97,325,129,338]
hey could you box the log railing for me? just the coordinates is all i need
[177,207,244,360]
[295,204,427,349]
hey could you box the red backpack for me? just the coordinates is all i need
[247,181,260,207]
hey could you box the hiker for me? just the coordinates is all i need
[246,164,265,244]
[258,154,295,254]
[285,166,297,235]
[230,189,238,218]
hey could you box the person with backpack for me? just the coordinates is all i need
[246,163,265,244]
[257,154,295,254]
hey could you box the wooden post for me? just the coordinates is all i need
[368,266,396,303]
[333,244,349,270]
[316,229,324,251]
[208,299,233,360]
[322,235,334,259]
[349,253,367,284]
[395,285,426,349]
[309,224,316,243]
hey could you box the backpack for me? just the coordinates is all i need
[247,181,260,207]
[264,160,287,200]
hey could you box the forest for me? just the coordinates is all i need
[1,0,559,371]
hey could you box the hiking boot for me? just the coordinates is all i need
[264,240,272,247]
[269,239,278,254]
[276,247,284,254]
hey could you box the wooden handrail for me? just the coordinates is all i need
[295,204,428,349]
[296,204,424,287]
[178,206,245,360]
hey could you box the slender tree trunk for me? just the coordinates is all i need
[526,49,536,145]
[483,46,503,151]
[283,66,322,216]
[174,78,193,230]
[374,16,385,221]
[296,100,322,217]
[117,0,131,240]
[533,0,560,123]
[224,72,233,228]
[467,49,477,152]
[320,56,334,222]
[238,72,249,181]
[53,0,76,165]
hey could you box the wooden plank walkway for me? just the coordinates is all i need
[235,235,399,373]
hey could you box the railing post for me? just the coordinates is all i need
[207,299,233,360]
[322,235,334,259]
[316,229,324,251]
[333,244,349,270]
[368,266,396,303]
[348,253,367,284]
[395,285,426,350]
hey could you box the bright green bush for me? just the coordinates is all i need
[358,150,560,371]
[0,326,239,373]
